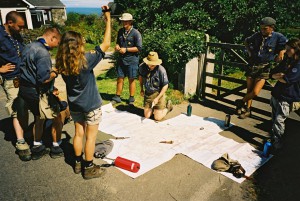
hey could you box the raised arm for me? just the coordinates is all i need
[100,5,111,52]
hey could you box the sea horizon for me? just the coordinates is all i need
[66,7,102,15]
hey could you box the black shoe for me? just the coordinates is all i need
[31,145,49,160]
[239,108,251,119]
[111,95,121,104]
[50,146,64,159]
[235,99,245,115]
[128,96,135,105]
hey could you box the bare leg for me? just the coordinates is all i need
[153,109,168,121]
[51,113,63,143]
[144,108,153,119]
[243,78,265,108]
[13,118,25,140]
[128,78,136,97]
[84,124,99,161]
[116,77,124,96]
[73,121,86,157]
[33,116,45,142]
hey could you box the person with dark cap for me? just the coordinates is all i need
[235,17,287,119]
[111,13,142,105]
[138,52,173,121]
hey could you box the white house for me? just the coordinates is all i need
[0,0,66,29]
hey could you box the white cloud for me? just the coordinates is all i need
[61,0,112,8]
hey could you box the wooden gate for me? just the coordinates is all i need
[199,42,273,116]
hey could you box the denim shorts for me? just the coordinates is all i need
[116,64,138,79]
[70,107,102,125]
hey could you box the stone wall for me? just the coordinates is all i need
[51,8,66,26]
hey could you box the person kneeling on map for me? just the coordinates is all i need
[138,52,173,121]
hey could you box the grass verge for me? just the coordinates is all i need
[96,69,186,108]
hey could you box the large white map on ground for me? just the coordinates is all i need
[99,103,271,183]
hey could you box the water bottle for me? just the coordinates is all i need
[187,103,192,116]
[262,140,272,157]
[224,114,231,127]
[114,156,140,173]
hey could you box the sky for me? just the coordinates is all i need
[61,0,112,8]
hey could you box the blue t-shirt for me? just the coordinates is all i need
[0,25,24,79]
[117,27,142,65]
[139,63,169,94]
[271,58,300,103]
[62,46,105,113]
[245,31,287,65]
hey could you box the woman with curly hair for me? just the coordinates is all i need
[56,6,111,180]
[269,38,300,150]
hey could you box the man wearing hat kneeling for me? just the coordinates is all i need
[138,52,173,121]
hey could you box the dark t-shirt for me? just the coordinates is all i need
[139,63,169,94]
[62,46,105,113]
[0,25,24,79]
[245,31,287,65]
[117,27,142,65]
[270,58,300,103]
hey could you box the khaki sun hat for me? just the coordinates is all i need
[143,52,162,65]
[119,13,134,21]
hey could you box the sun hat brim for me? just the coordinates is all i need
[143,57,162,65]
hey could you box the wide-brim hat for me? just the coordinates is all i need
[143,52,162,65]
[119,13,134,21]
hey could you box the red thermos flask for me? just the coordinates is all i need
[114,156,140,173]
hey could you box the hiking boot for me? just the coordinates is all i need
[128,96,135,105]
[239,108,251,119]
[31,145,49,160]
[74,161,82,174]
[15,142,31,161]
[166,100,173,113]
[235,99,245,115]
[83,163,106,180]
[50,146,64,159]
[111,95,121,104]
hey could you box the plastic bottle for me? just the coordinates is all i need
[224,114,231,127]
[262,140,272,157]
[187,103,192,116]
[114,156,140,173]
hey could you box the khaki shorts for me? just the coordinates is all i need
[70,107,102,125]
[144,92,166,110]
[2,79,19,117]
